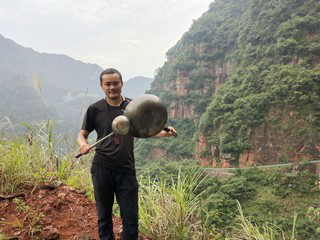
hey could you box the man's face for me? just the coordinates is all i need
[100,73,123,100]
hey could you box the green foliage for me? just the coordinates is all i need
[0,118,94,199]
[232,200,297,240]
[148,0,320,162]
[138,161,320,239]
[235,168,320,240]
[306,206,320,231]
[1,119,320,239]
[134,118,197,163]
[13,198,30,213]
[271,171,319,198]
[138,168,208,239]
[137,160,202,184]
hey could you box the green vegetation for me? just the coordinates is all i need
[138,161,320,239]
[1,121,319,239]
[12,198,30,213]
[234,200,298,240]
[0,118,94,198]
[141,0,320,162]
[135,118,197,164]
[138,169,208,239]
[0,0,320,240]
[1,2,320,238]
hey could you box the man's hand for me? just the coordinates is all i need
[154,126,177,138]
[77,130,92,156]
[79,144,92,155]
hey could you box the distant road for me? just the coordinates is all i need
[204,159,320,177]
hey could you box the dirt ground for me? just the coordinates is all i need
[0,183,147,240]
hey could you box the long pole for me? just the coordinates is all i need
[75,132,115,158]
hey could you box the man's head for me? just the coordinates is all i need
[99,68,123,83]
[100,68,123,101]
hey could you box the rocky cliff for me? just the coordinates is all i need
[136,0,320,166]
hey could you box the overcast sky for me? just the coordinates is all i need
[0,0,213,81]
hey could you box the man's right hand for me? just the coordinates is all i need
[78,130,91,156]
[79,144,92,155]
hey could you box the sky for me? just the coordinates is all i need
[0,0,213,81]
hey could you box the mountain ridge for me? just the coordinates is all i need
[0,34,153,132]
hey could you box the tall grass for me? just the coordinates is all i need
[0,117,94,198]
[231,200,297,240]
[33,75,47,122]
[138,169,209,240]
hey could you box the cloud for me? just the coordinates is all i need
[0,0,213,80]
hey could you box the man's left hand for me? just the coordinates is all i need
[154,126,177,138]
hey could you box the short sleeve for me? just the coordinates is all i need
[81,106,95,133]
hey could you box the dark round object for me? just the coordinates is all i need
[124,94,168,138]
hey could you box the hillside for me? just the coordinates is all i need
[0,34,103,131]
[0,182,150,240]
[0,34,153,133]
[122,76,153,99]
[135,0,320,166]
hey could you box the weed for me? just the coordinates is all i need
[13,198,30,213]
[138,168,208,239]
[1,216,24,230]
[26,211,44,237]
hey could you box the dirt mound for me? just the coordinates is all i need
[0,183,143,239]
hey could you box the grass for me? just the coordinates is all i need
[0,117,94,198]
[231,200,298,240]
[138,169,209,239]
[1,117,319,239]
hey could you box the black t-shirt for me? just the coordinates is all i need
[81,98,135,174]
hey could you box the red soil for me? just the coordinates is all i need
[0,184,146,240]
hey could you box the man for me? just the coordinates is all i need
[77,68,176,240]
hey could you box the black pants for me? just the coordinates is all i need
[91,163,139,240]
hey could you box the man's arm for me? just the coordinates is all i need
[153,126,177,138]
[77,130,92,155]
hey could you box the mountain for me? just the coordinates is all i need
[135,0,320,166]
[122,76,153,99]
[0,34,152,132]
[0,34,103,131]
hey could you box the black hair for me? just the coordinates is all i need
[100,68,123,83]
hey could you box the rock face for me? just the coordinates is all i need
[168,101,195,120]
[165,56,229,121]
[238,108,320,167]
[195,107,320,167]
[176,71,190,96]
[195,134,233,167]
[195,134,210,166]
